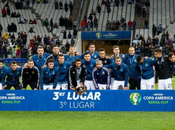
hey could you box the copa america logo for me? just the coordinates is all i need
[96,32,102,39]
[130,93,142,105]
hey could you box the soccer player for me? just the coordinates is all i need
[55,54,71,90]
[4,61,22,90]
[68,59,87,90]
[81,43,99,60]
[65,45,81,64]
[96,48,110,66]
[82,52,96,90]
[21,59,40,90]
[108,56,128,90]
[110,45,125,64]
[154,48,172,90]
[31,45,50,73]
[45,45,60,64]
[92,60,110,90]
[125,47,141,90]
[41,59,59,90]
[137,55,155,90]
[0,60,7,90]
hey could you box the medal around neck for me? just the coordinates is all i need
[75,85,87,95]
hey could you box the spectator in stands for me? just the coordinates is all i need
[68,32,72,39]
[16,12,21,18]
[29,18,33,24]
[128,0,131,4]
[50,38,56,45]
[23,1,27,9]
[144,19,148,29]
[56,39,60,46]
[47,36,51,45]
[0,24,3,32]
[166,38,172,45]
[81,19,86,31]
[65,41,70,52]
[94,16,98,28]
[87,21,91,31]
[116,20,120,30]
[2,6,6,17]
[132,19,136,33]
[90,9,96,15]
[7,45,12,58]
[32,19,37,24]
[97,4,101,13]
[136,4,142,18]
[7,24,11,32]
[55,0,58,9]
[166,31,169,40]
[32,0,35,5]
[0,47,4,58]
[157,24,162,35]
[21,46,28,58]
[16,47,21,58]
[142,4,146,18]
[59,16,64,26]
[152,24,157,37]
[111,21,116,30]
[62,30,67,39]
[128,19,132,30]
[145,0,150,14]
[37,0,41,4]
[107,6,111,14]
[19,19,24,24]
[65,2,68,12]
[44,35,48,45]
[69,18,73,30]
[59,1,63,9]
[106,20,111,31]
[120,0,125,6]
[73,29,77,38]
[43,18,49,28]
[115,0,119,6]
[4,32,9,39]
[7,6,10,16]
[71,38,75,46]
[69,1,73,15]
[29,27,35,33]
[174,34,175,42]
[50,18,53,32]
[102,0,106,5]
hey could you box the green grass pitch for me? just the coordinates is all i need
[0,112,175,130]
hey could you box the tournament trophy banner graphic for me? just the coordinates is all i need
[0,90,175,111]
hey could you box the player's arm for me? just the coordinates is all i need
[40,69,44,90]
[68,66,74,89]
[92,69,99,90]
[35,67,40,90]
[106,68,110,90]
[124,67,129,90]
[53,68,59,90]
[21,67,26,90]
[2,67,8,89]
[80,66,87,85]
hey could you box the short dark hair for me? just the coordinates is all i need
[28,59,34,63]
[69,45,74,48]
[137,55,143,62]
[89,43,95,48]
[84,52,90,56]
[53,45,58,48]
[99,48,105,52]
[154,48,162,53]
[59,54,64,57]
[75,59,81,63]
[11,61,17,64]
[37,45,44,50]
[168,52,174,58]
[115,56,121,60]
[0,60,4,63]
[113,45,119,50]
[48,59,54,63]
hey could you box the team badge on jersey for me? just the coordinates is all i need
[120,68,123,72]
[134,59,137,62]
[64,66,66,69]
[94,55,97,58]
[145,63,148,67]
[46,72,48,74]
[32,71,34,74]
[52,71,55,75]
[17,72,19,75]
[105,60,107,63]
[90,64,93,67]
[1,71,3,74]
[102,71,105,75]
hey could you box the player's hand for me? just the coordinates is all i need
[66,52,69,55]
[122,54,125,58]
[70,87,75,90]
[155,83,158,86]
[106,56,110,59]
[24,63,28,68]
[52,88,55,90]
[110,54,114,58]
[17,65,21,68]
[22,88,26,90]
[41,65,46,69]
[2,86,5,90]
[76,52,79,56]
[34,88,38,90]
[124,87,129,90]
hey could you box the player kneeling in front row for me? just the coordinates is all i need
[40,59,59,90]
[137,55,155,90]
[108,56,128,90]
[68,59,87,90]
[21,59,40,90]
[92,60,110,90]
[4,61,22,90]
